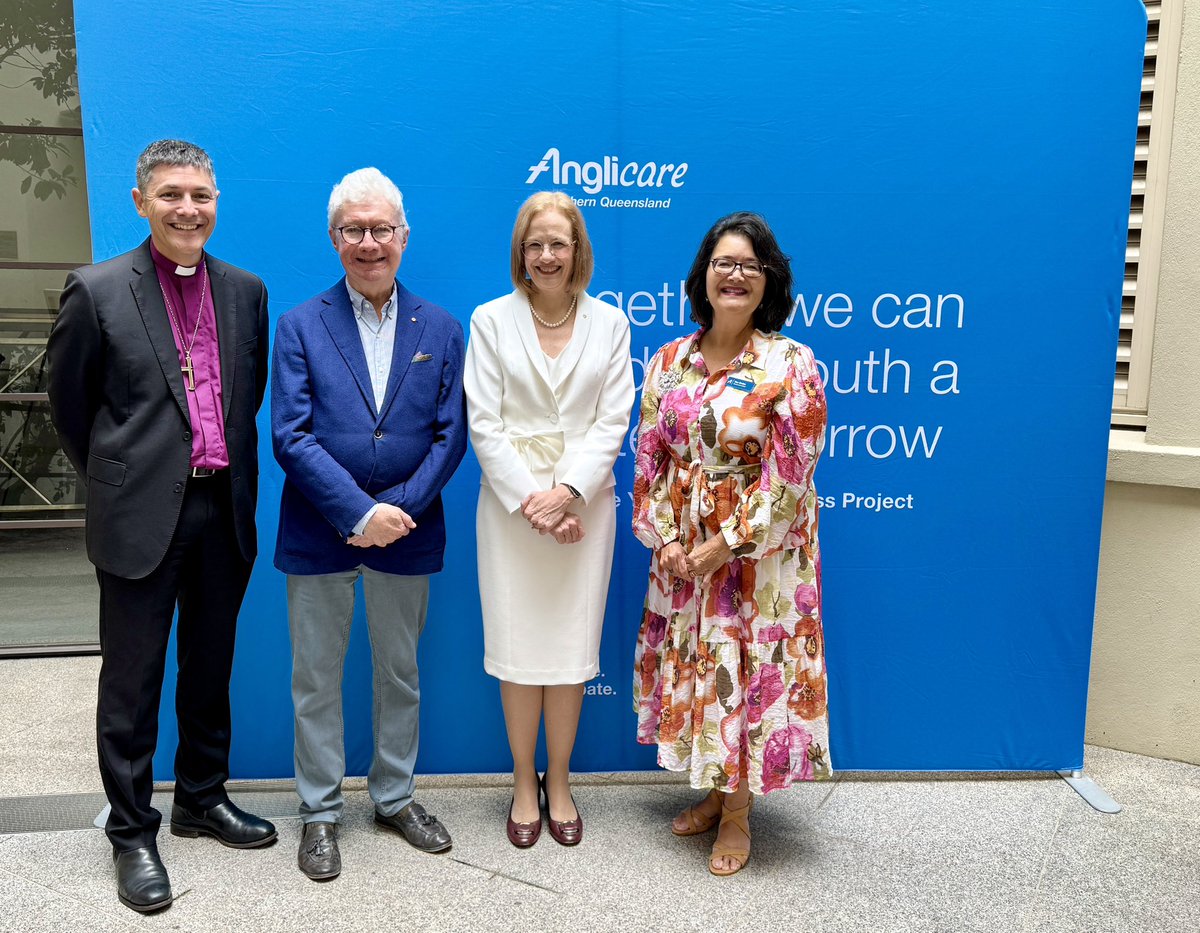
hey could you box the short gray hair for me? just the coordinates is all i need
[327,167,407,228]
[135,139,215,192]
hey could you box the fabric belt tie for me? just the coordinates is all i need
[507,429,566,475]
[670,455,761,550]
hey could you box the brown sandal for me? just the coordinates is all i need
[671,789,722,836]
[708,795,752,876]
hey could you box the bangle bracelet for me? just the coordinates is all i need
[563,483,581,499]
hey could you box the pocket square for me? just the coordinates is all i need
[412,352,433,363]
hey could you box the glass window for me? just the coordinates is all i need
[0,0,97,652]
[0,0,81,130]
[0,136,91,263]
[0,528,95,651]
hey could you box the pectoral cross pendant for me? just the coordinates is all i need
[182,352,196,391]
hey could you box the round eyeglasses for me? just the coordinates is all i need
[337,224,404,245]
[523,239,574,259]
[710,258,765,278]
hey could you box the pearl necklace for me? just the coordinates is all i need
[528,294,578,328]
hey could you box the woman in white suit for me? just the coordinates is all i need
[465,191,633,848]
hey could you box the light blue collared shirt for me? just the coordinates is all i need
[347,281,398,536]
[347,281,398,413]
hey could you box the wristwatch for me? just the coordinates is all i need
[563,484,582,499]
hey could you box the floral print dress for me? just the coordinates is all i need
[632,329,830,795]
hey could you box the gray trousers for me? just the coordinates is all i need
[287,567,429,823]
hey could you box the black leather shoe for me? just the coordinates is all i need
[374,801,452,853]
[298,821,341,880]
[113,845,173,913]
[170,800,278,849]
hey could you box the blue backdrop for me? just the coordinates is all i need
[72,1,1145,776]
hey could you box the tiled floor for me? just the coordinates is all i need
[1,657,1197,933]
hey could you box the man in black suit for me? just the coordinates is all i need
[47,139,275,914]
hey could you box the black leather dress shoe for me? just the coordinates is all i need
[113,845,173,913]
[374,801,452,853]
[170,800,278,848]
[298,821,341,880]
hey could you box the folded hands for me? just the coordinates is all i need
[658,535,734,580]
[521,487,585,545]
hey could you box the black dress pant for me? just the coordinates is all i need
[95,473,252,852]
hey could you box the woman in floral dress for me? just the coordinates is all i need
[632,212,829,876]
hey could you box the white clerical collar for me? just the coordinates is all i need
[175,264,198,277]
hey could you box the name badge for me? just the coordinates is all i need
[726,377,755,392]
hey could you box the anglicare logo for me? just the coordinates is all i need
[525,147,688,208]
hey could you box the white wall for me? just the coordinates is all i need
[1088,0,1200,764]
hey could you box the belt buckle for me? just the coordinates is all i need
[189,467,217,478]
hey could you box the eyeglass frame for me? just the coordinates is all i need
[336,223,407,245]
[710,258,766,278]
[522,238,576,259]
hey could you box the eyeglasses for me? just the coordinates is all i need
[337,224,405,245]
[710,258,765,278]
[523,239,574,259]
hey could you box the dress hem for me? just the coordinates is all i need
[634,735,833,793]
[484,658,599,685]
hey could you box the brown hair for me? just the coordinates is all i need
[509,191,595,298]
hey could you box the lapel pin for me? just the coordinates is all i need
[411,316,417,322]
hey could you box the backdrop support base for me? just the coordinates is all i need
[1058,769,1122,813]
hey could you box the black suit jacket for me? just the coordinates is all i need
[47,239,269,579]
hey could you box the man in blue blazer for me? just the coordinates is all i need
[271,167,467,881]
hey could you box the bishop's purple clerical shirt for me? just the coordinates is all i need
[149,241,229,469]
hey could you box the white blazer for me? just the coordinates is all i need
[464,290,634,513]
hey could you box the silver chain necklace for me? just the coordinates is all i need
[528,293,578,328]
[160,263,209,391]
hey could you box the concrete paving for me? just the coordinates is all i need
[0,656,1197,933]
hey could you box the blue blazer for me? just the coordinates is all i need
[271,279,467,575]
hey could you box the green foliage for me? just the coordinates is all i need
[1,0,80,201]
[0,329,81,511]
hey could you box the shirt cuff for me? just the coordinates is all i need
[352,503,381,537]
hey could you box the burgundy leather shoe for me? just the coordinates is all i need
[507,796,542,848]
[540,774,583,847]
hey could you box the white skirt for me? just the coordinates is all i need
[477,484,616,685]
